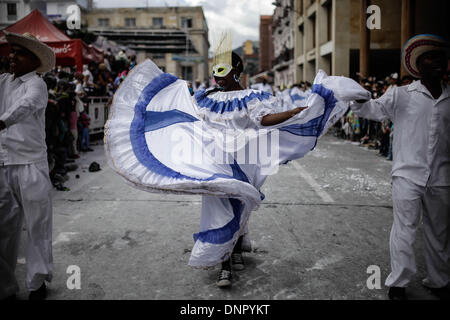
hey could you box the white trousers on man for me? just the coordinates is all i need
[0,161,53,298]
[385,176,450,288]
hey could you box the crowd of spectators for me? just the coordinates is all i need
[1,47,447,185]
[0,49,135,190]
[333,72,416,161]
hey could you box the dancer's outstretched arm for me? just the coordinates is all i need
[261,106,308,126]
[352,87,396,121]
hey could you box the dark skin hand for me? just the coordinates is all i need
[260,107,307,126]
[214,69,307,126]
[0,44,42,131]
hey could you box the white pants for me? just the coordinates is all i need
[385,176,450,288]
[0,161,53,298]
[188,196,252,268]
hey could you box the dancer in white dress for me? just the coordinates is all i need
[104,34,370,287]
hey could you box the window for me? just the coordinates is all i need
[326,2,332,42]
[98,18,110,27]
[309,13,316,49]
[182,66,193,81]
[152,17,163,28]
[57,3,66,13]
[181,17,193,29]
[125,18,136,27]
[7,3,17,21]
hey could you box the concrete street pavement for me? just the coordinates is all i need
[14,134,437,300]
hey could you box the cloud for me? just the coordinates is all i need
[185,0,275,48]
[93,0,275,49]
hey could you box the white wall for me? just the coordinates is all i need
[0,0,32,27]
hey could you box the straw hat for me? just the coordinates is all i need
[4,31,56,73]
[402,34,448,78]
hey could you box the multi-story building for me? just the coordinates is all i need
[292,0,449,83]
[0,0,92,28]
[85,6,210,83]
[45,0,93,21]
[249,15,274,86]
[259,15,274,74]
[272,0,296,88]
[235,40,259,87]
[0,0,31,28]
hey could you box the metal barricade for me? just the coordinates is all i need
[85,96,110,135]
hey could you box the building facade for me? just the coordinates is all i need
[272,0,296,88]
[0,0,31,29]
[259,15,274,74]
[0,0,92,29]
[234,40,259,88]
[85,6,210,83]
[292,0,450,83]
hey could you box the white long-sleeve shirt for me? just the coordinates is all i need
[351,80,450,187]
[0,71,48,165]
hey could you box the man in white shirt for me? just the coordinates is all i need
[386,72,399,92]
[82,64,93,84]
[0,32,55,300]
[351,34,450,300]
[74,72,86,98]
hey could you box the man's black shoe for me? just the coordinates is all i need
[423,285,450,300]
[2,294,17,301]
[29,283,47,300]
[388,287,407,300]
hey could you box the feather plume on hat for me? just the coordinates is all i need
[212,31,233,68]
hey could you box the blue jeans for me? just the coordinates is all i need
[81,127,89,150]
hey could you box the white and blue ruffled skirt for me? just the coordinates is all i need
[104,59,370,267]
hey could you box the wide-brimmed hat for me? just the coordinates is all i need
[4,31,56,73]
[402,34,448,78]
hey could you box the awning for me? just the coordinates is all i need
[0,9,103,72]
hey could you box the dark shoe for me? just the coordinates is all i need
[64,163,79,172]
[231,253,245,271]
[29,283,47,300]
[388,287,407,300]
[53,173,69,183]
[2,294,17,301]
[423,285,450,300]
[88,162,101,172]
[216,269,232,288]
[87,148,94,152]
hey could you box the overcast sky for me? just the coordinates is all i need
[93,0,276,49]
